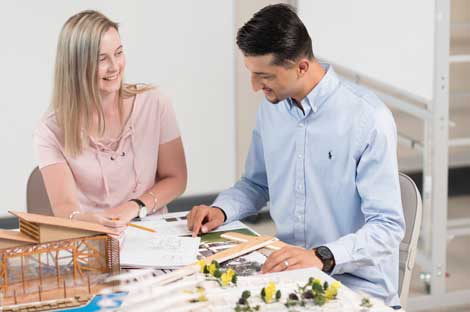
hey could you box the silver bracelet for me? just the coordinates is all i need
[69,210,81,220]
[147,191,158,213]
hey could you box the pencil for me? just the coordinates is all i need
[110,217,156,233]
[128,223,156,233]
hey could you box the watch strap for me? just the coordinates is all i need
[129,198,146,219]
[129,198,145,208]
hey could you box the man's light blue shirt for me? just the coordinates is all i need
[213,65,405,306]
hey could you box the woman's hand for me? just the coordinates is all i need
[105,201,139,224]
[75,211,128,235]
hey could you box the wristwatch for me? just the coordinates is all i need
[129,198,148,220]
[314,246,335,274]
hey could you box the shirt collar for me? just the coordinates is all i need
[286,63,340,114]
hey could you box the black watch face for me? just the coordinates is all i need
[317,246,333,260]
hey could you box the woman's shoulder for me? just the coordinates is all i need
[33,110,64,147]
[131,85,173,111]
[35,111,60,134]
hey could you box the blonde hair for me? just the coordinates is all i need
[52,10,152,156]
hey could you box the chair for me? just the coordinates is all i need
[398,172,423,308]
[26,167,54,216]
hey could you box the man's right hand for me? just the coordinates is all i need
[187,205,225,237]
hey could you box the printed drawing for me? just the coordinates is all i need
[150,236,183,250]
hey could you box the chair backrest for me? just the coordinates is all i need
[26,167,54,216]
[398,172,422,308]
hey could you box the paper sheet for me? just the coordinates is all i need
[121,212,256,269]
[126,211,255,237]
[121,233,200,269]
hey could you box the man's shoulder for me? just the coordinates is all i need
[337,80,394,125]
[338,80,385,112]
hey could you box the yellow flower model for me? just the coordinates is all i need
[324,280,341,300]
[262,282,277,303]
[226,268,235,279]
[196,260,206,273]
[220,268,236,286]
[221,272,232,287]
[198,260,238,287]
[208,262,217,275]
[331,281,341,290]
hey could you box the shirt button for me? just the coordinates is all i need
[298,185,303,191]
[298,154,303,159]
[298,123,304,128]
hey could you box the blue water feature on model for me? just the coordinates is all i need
[56,292,128,312]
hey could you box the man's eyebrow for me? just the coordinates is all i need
[254,72,271,76]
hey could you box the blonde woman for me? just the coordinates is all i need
[34,11,187,234]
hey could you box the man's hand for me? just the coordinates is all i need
[187,205,225,237]
[261,244,323,273]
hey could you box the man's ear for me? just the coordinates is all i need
[297,59,310,77]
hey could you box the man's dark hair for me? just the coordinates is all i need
[236,4,314,66]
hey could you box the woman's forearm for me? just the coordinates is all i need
[140,175,187,214]
[51,202,80,219]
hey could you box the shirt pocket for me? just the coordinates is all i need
[309,145,352,191]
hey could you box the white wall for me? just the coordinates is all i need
[298,0,436,102]
[0,1,235,217]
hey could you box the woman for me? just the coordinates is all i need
[34,10,187,234]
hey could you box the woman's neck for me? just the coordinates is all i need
[100,91,120,116]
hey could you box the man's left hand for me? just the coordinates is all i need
[261,244,323,273]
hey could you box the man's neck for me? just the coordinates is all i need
[291,61,326,104]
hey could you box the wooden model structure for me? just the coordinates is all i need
[0,211,119,307]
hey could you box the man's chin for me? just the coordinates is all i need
[265,96,281,104]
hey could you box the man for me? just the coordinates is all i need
[187,4,405,307]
